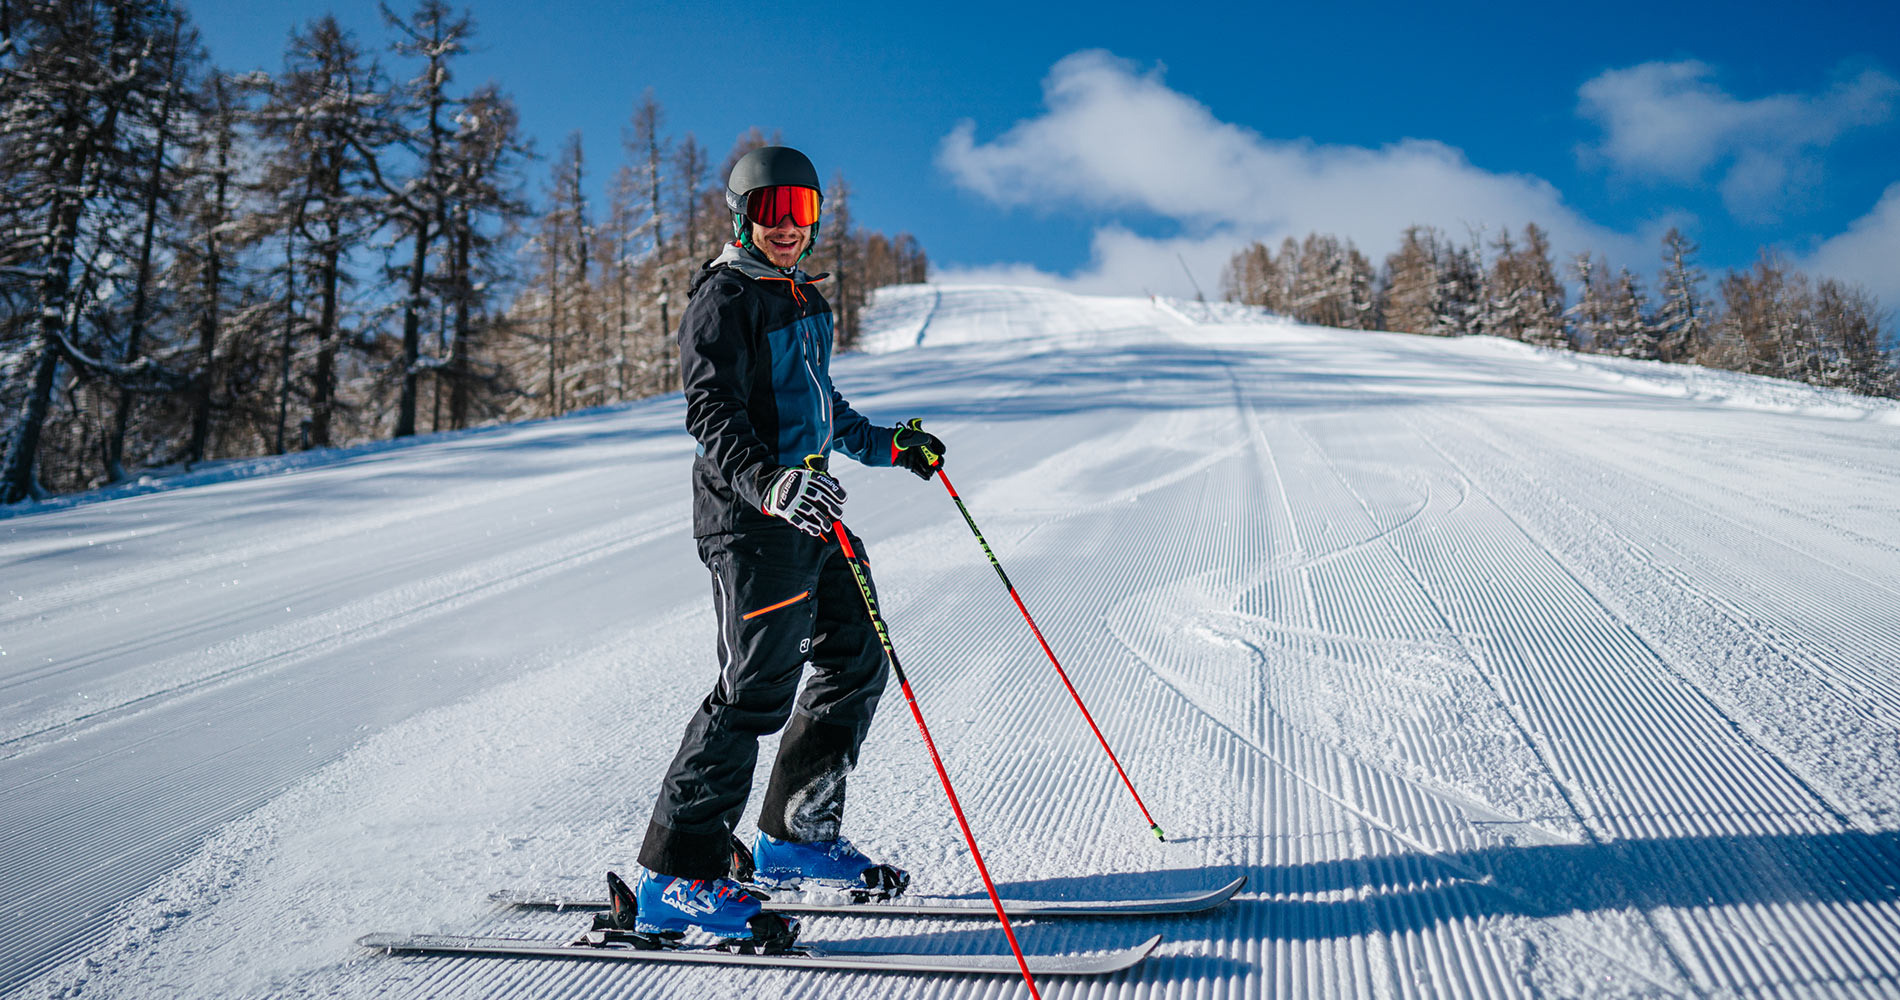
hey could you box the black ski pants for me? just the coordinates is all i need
[639,523,890,880]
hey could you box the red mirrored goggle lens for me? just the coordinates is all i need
[744,186,821,228]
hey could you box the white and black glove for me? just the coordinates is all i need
[762,466,847,536]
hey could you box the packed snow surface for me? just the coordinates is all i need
[5,284,1900,998]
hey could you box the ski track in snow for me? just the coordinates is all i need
[5,284,1900,998]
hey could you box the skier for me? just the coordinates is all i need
[630,145,946,944]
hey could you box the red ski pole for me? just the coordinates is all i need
[828,519,1041,999]
[934,466,1167,842]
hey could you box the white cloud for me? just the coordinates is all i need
[1577,61,1898,221]
[1806,182,1900,304]
[939,50,1650,298]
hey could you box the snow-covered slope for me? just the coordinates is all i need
[5,284,1899,998]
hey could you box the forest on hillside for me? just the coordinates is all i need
[1222,224,1896,398]
[0,0,926,503]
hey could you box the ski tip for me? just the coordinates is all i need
[1135,933,1165,958]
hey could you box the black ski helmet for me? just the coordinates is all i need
[726,145,824,255]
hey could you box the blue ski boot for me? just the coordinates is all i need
[752,833,911,900]
[617,868,795,948]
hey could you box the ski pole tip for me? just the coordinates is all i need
[1151,825,1166,842]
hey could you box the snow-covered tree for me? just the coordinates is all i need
[1810,280,1892,395]
[1606,267,1658,360]
[530,132,595,417]
[1565,252,1612,353]
[826,171,864,349]
[1487,223,1566,348]
[610,89,673,396]
[1220,241,1275,311]
[1716,251,1813,379]
[171,67,246,467]
[436,85,528,430]
[1,0,194,502]
[671,133,711,272]
[1381,226,1442,335]
[1655,227,1709,365]
[251,16,389,450]
[1274,236,1301,315]
[1273,233,1375,329]
[1437,231,1484,337]
[370,0,474,438]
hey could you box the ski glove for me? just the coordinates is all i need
[891,419,946,480]
[763,466,847,536]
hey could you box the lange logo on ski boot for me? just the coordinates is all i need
[594,870,798,953]
[615,868,802,950]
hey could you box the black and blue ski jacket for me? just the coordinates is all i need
[679,242,898,537]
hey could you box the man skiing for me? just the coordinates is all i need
[629,145,946,945]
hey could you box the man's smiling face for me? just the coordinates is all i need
[752,216,812,268]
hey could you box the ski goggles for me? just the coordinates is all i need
[743,185,822,228]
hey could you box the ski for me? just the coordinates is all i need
[358,929,1162,976]
[492,874,1245,919]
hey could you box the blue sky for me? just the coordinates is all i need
[188,0,1900,303]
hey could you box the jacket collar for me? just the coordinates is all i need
[709,241,826,286]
